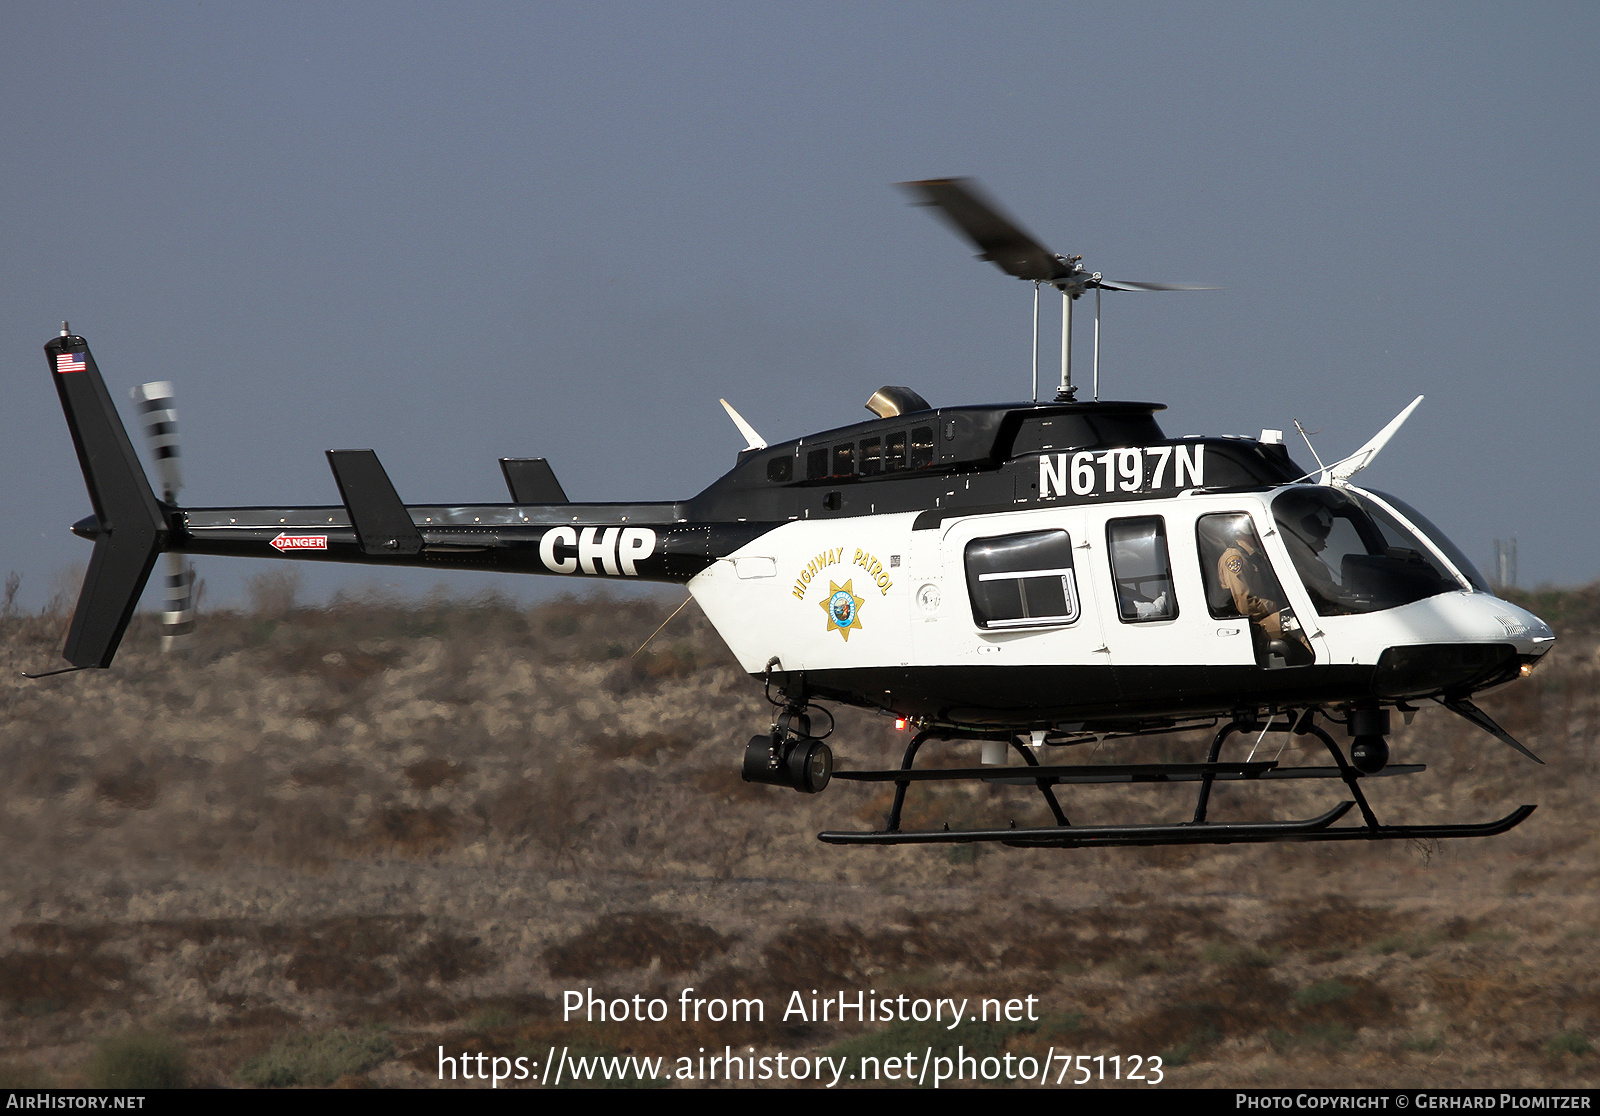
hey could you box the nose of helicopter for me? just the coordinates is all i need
[1371,590,1554,654]
[1370,591,1555,698]
[1473,592,1557,656]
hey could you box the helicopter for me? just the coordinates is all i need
[37,178,1555,851]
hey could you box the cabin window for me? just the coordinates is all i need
[886,431,908,471]
[860,437,883,476]
[910,425,935,468]
[1107,517,1178,622]
[766,454,793,483]
[806,448,829,481]
[832,442,855,477]
[964,530,1080,630]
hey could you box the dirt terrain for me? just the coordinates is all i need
[0,578,1595,1089]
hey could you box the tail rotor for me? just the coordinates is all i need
[132,382,195,652]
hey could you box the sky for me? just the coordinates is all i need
[2,2,1596,611]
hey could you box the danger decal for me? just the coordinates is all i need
[270,533,328,551]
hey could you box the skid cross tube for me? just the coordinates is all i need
[881,729,1069,833]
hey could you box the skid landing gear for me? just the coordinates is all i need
[815,713,1535,849]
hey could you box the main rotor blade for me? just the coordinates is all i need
[898,177,1076,282]
[1095,278,1220,292]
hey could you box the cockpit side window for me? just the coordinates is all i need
[1197,512,1314,667]
[964,530,1080,630]
[766,453,793,483]
[1106,517,1178,623]
[910,426,935,468]
[1272,488,1458,615]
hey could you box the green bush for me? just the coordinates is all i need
[1547,1031,1592,1057]
[1293,980,1356,1008]
[86,1031,187,1089]
[237,1028,394,1087]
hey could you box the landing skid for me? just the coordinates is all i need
[818,717,1536,849]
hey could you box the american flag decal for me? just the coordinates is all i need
[55,352,87,373]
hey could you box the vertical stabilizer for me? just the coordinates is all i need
[45,329,169,668]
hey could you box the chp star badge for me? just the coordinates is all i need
[821,579,865,641]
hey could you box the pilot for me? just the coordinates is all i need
[1279,502,1342,613]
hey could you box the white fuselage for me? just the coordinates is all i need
[688,485,1552,723]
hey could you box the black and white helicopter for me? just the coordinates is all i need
[39,178,1555,850]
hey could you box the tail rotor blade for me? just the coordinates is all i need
[133,381,194,651]
[132,381,183,503]
[159,552,195,652]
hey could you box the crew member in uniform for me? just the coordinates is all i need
[1214,519,1315,665]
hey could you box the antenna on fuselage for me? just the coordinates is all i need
[897,177,1216,403]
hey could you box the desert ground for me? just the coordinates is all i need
[1,573,1596,1089]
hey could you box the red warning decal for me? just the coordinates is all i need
[270,533,328,552]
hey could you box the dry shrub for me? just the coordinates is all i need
[691,766,768,803]
[993,905,1218,971]
[1119,970,1295,1054]
[266,915,423,957]
[1261,896,1408,956]
[259,799,354,867]
[270,642,401,692]
[365,803,458,855]
[544,912,735,977]
[13,924,113,952]
[539,601,586,639]
[0,951,136,1013]
[587,732,696,762]
[408,934,494,983]
[404,757,474,789]
[760,918,979,989]
[284,951,395,995]
[94,764,159,810]
[12,748,81,800]
[604,644,702,693]
[483,769,587,858]
[247,568,302,619]
[289,762,361,789]
[420,638,481,704]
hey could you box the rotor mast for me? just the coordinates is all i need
[898,177,1212,404]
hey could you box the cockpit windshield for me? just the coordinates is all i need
[1356,488,1490,592]
[1272,488,1464,616]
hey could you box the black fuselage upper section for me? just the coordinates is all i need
[682,399,1305,524]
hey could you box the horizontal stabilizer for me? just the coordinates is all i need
[499,457,569,504]
[325,450,423,555]
[45,330,168,668]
